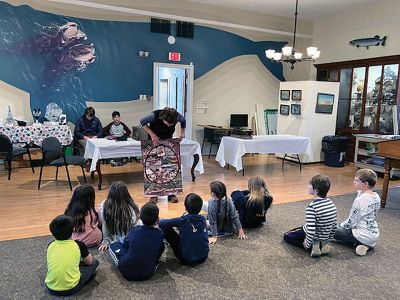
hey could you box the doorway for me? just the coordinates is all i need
[153,62,194,139]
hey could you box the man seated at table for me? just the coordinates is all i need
[74,106,103,152]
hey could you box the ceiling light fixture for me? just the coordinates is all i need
[265,0,320,70]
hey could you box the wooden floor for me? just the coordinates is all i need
[0,154,396,241]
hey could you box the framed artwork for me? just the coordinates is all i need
[315,93,335,114]
[292,90,302,101]
[291,104,301,115]
[280,104,290,115]
[280,90,290,101]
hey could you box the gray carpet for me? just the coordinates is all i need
[1,189,400,300]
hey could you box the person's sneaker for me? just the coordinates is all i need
[149,197,158,204]
[168,195,178,203]
[320,241,331,255]
[356,244,369,256]
[110,160,118,167]
[310,241,321,258]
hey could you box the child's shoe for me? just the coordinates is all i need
[356,244,369,256]
[320,240,331,255]
[310,241,321,258]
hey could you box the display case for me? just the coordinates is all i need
[354,134,400,176]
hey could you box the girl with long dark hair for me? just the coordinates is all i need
[65,185,102,247]
[98,181,140,251]
[204,181,247,244]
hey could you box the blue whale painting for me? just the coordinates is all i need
[0,2,287,122]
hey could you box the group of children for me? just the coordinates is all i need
[45,169,381,296]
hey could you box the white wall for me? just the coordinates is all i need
[312,0,400,68]
[277,81,340,163]
[86,98,153,131]
[0,80,31,122]
[193,55,280,147]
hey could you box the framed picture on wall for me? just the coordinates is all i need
[291,104,301,115]
[280,90,290,100]
[292,90,302,101]
[315,93,335,114]
[280,104,290,115]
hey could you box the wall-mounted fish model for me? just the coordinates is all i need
[349,35,387,49]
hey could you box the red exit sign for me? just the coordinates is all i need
[168,52,181,61]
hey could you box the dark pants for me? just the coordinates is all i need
[334,225,363,247]
[231,191,246,224]
[162,227,206,266]
[47,259,99,296]
[109,242,127,266]
[283,227,306,249]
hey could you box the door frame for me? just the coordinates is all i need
[153,62,194,139]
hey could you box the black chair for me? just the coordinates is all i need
[201,128,223,158]
[38,137,86,191]
[0,134,35,180]
[72,134,84,156]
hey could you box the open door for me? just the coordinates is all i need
[153,62,194,139]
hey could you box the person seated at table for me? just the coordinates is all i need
[103,111,132,166]
[140,107,185,203]
[103,111,131,140]
[74,106,103,152]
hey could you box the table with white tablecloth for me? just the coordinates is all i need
[84,138,204,189]
[216,134,312,173]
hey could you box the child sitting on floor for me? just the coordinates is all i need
[231,176,273,228]
[45,215,99,296]
[334,168,380,256]
[98,181,140,251]
[108,202,165,281]
[283,174,337,258]
[65,185,102,247]
[159,193,209,265]
[203,181,247,244]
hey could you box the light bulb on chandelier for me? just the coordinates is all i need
[265,0,320,70]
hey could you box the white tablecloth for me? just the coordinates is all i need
[84,138,204,174]
[216,134,312,171]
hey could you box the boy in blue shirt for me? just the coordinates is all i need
[159,193,209,265]
[109,202,165,281]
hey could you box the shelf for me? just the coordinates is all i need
[355,162,385,172]
[357,149,384,158]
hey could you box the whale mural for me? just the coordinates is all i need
[0,1,287,122]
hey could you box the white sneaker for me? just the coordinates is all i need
[356,245,369,256]
[310,241,321,258]
[320,241,331,255]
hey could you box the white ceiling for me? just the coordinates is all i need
[187,0,378,21]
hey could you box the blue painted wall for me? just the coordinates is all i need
[0,2,287,122]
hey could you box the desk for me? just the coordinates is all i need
[198,125,253,157]
[0,125,73,146]
[84,138,204,189]
[377,138,400,208]
[216,135,312,174]
[198,125,253,135]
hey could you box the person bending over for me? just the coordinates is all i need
[140,107,186,203]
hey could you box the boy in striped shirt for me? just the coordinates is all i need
[283,175,337,258]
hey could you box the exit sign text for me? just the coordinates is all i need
[168,52,181,61]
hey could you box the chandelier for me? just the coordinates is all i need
[265,0,320,70]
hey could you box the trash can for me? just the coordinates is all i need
[321,135,350,167]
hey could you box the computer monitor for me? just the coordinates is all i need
[230,114,248,128]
